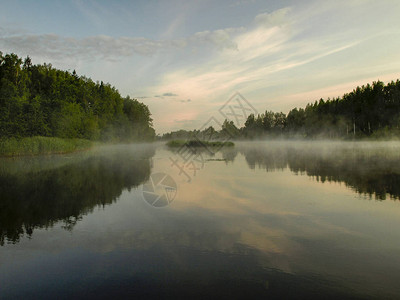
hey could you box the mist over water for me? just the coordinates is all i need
[0,144,156,245]
[1,141,400,299]
[236,140,400,200]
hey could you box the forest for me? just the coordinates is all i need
[0,52,155,142]
[2,52,400,144]
[162,80,400,140]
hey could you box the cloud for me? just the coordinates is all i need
[0,31,183,59]
[149,5,377,131]
[254,7,292,27]
[154,93,178,98]
[2,1,399,134]
[0,26,241,61]
[190,28,243,50]
[162,92,178,97]
[151,10,296,100]
[152,94,190,103]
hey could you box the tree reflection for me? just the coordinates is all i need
[238,143,400,200]
[0,145,155,245]
[221,147,238,163]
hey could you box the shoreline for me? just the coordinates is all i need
[0,136,94,157]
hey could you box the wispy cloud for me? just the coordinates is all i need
[2,0,399,134]
[191,28,243,50]
[153,6,360,102]
[0,31,181,59]
[145,2,400,132]
[254,7,292,27]
[162,92,178,97]
[0,26,242,61]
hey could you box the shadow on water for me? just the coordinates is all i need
[236,141,400,200]
[0,144,155,245]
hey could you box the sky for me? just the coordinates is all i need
[1,0,400,134]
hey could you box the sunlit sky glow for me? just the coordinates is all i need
[1,0,400,133]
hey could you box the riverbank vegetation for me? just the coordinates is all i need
[0,136,93,156]
[162,80,400,140]
[2,51,400,154]
[0,52,155,146]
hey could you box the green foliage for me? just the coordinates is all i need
[55,102,85,138]
[0,52,155,142]
[0,136,92,156]
[241,80,400,139]
[284,80,400,138]
[222,119,239,138]
[161,79,400,140]
[162,125,228,141]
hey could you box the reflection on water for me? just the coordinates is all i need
[236,141,400,200]
[1,142,400,299]
[0,144,155,245]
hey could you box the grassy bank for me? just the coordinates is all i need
[0,136,93,157]
[166,140,234,148]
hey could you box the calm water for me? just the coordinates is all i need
[1,141,400,299]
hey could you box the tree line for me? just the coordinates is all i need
[162,80,400,140]
[0,52,155,141]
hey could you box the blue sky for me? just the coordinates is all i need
[1,0,400,133]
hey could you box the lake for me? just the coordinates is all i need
[1,141,400,299]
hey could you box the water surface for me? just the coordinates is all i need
[1,141,400,299]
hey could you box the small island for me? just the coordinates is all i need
[166,140,234,148]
